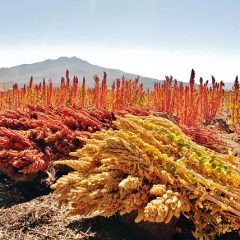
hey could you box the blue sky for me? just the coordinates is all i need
[0,0,239,82]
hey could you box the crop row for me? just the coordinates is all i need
[0,69,233,127]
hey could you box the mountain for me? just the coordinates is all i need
[223,82,233,90]
[0,57,162,90]
[0,57,234,90]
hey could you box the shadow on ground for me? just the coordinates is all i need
[0,172,50,208]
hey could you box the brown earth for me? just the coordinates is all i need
[0,173,239,240]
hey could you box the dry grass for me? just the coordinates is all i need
[0,172,139,240]
[0,194,94,240]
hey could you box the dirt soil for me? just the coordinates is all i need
[0,173,139,240]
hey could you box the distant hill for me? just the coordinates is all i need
[223,82,233,90]
[0,56,234,90]
[0,57,162,90]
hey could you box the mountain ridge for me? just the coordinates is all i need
[0,56,162,90]
[0,56,234,90]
